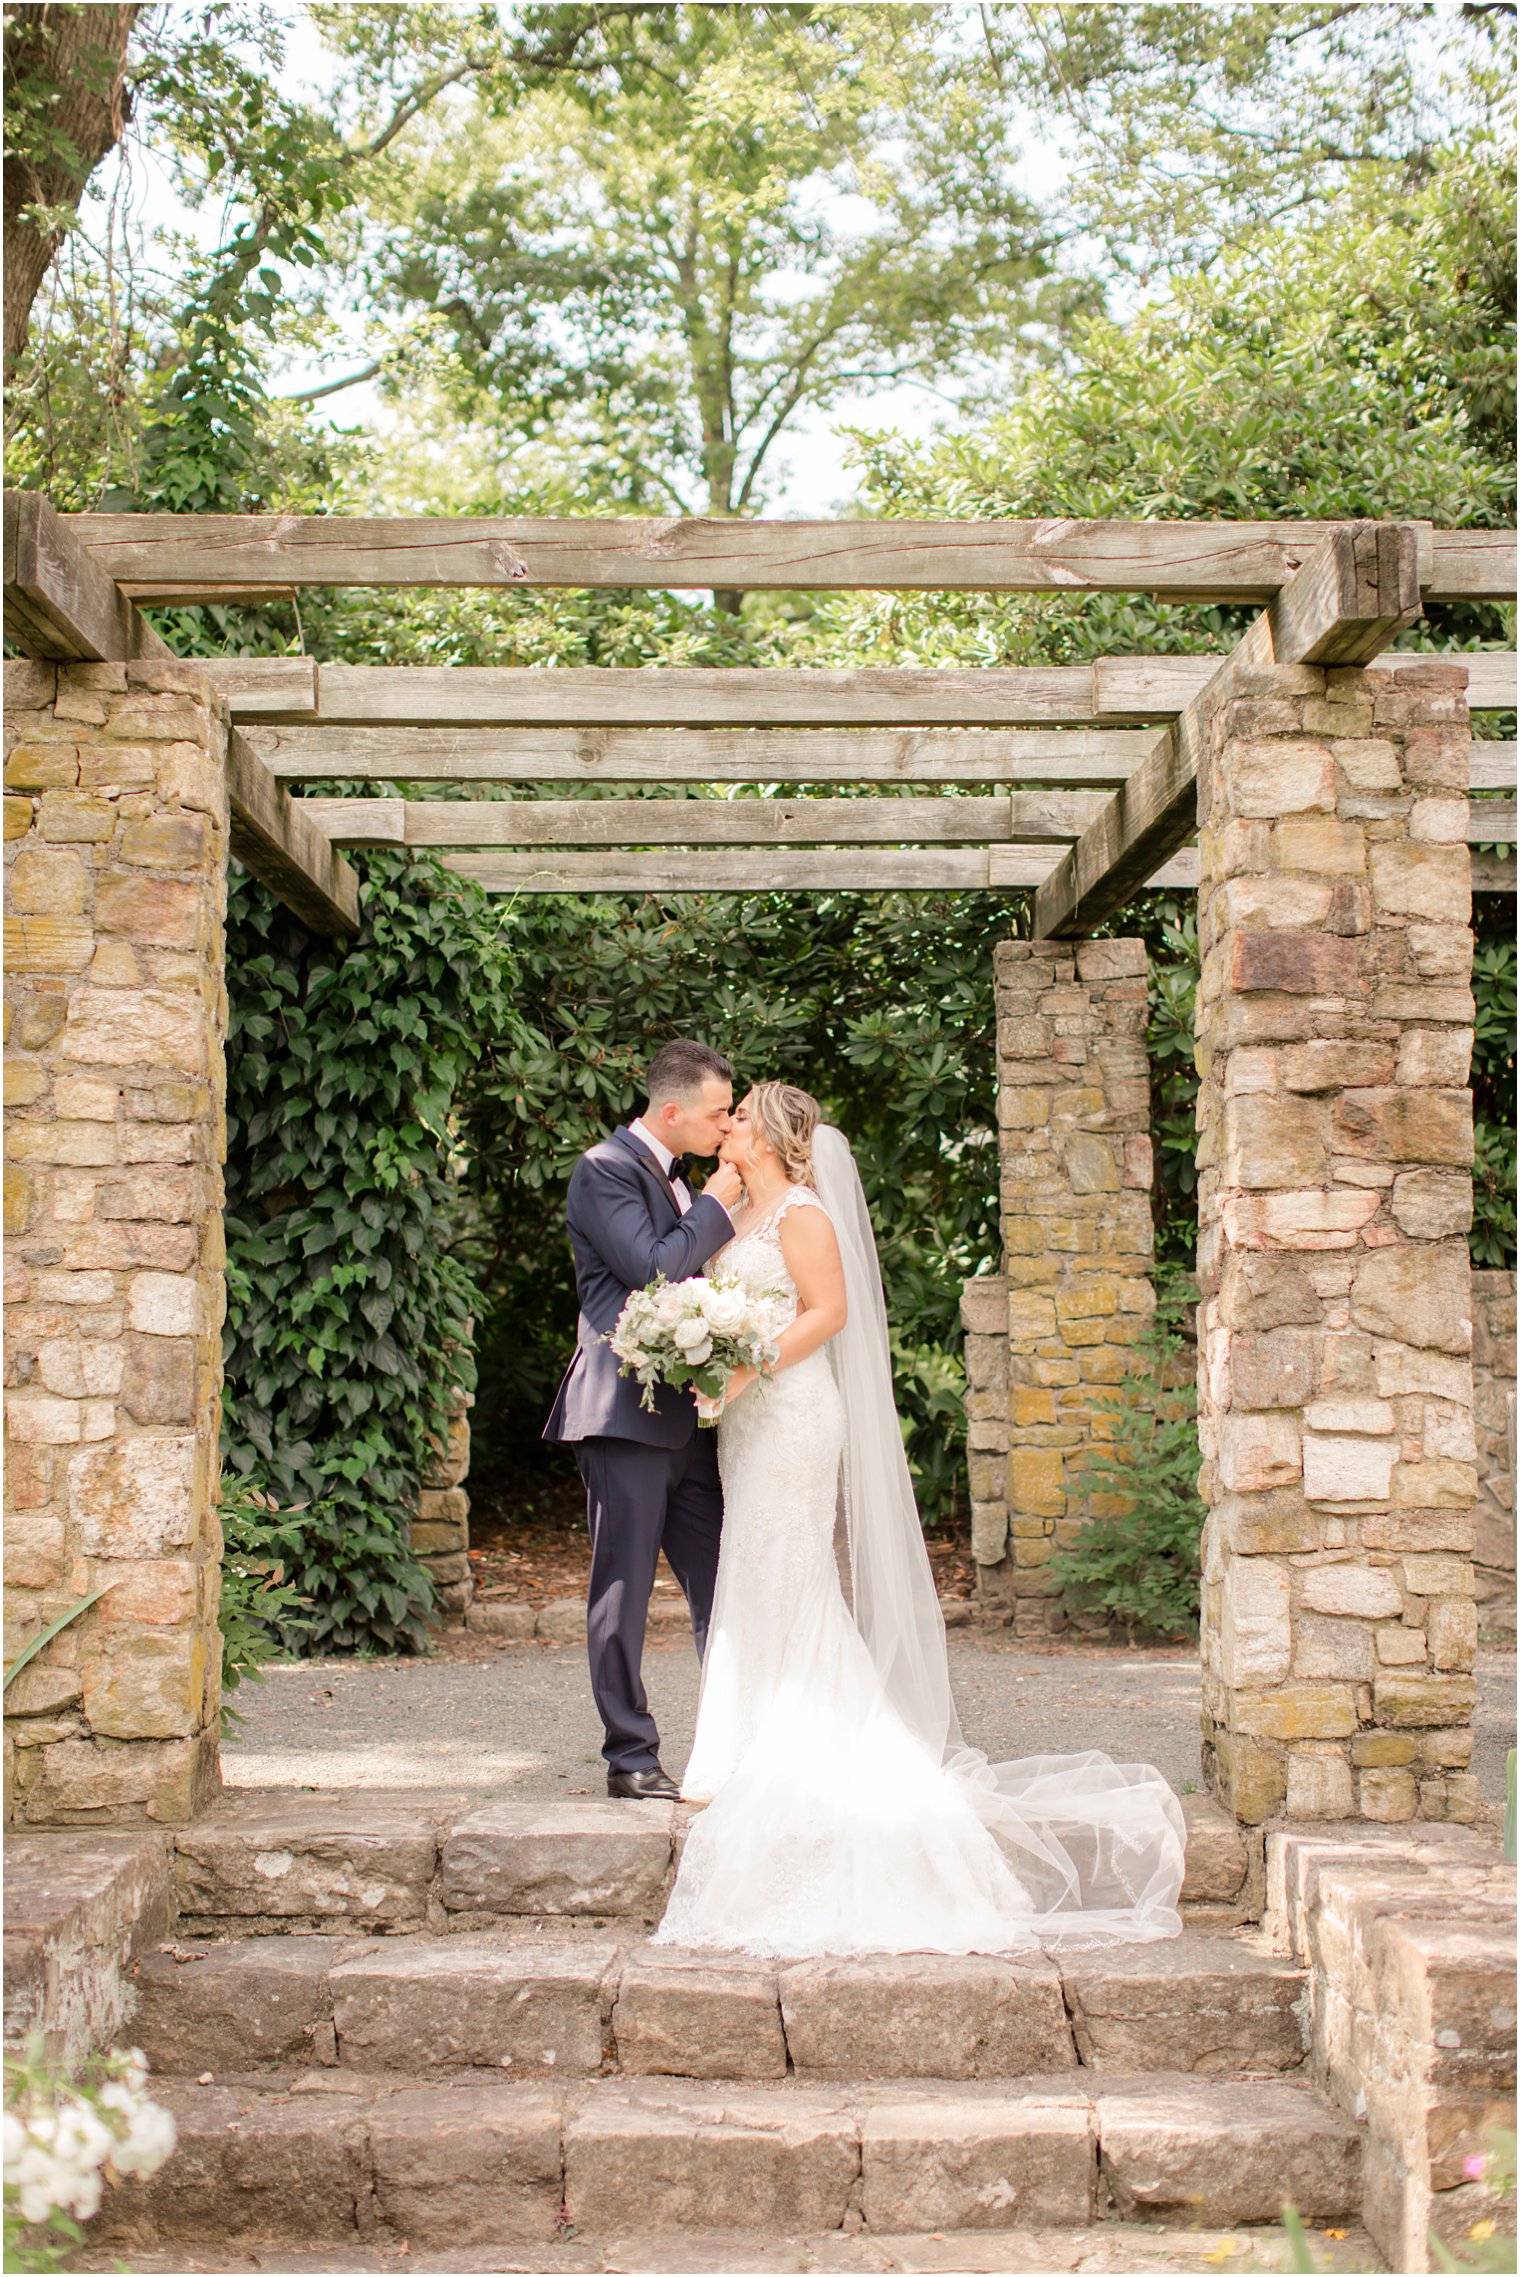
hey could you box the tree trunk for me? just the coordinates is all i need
[4,3,140,370]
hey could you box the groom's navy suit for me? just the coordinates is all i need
[544,1126,733,1773]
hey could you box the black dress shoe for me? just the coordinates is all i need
[607,1764,679,1800]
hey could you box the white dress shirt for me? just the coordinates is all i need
[630,1118,693,1214]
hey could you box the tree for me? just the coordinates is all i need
[4,2,614,509]
[785,143,1516,671]
[3,2,140,367]
[978,1,1517,278]
[371,4,1072,594]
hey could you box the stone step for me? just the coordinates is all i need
[127,1924,1309,2084]
[65,2219,1390,2275]
[3,1828,173,2065]
[89,2070,1363,2254]
[166,1785,1259,1935]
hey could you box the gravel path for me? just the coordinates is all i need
[223,1631,1516,1816]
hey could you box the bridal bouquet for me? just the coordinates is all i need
[608,1273,783,1420]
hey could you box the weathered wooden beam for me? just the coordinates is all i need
[1469,801,1517,842]
[217,650,1519,731]
[1268,520,1422,665]
[200,656,319,716]
[226,728,361,938]
[1013,847,1515,894]
[1471,744,1516,791]
[1033,525,1425,941]
[4,490,172,661]
[245,724,1161,786]
[1092,649,1517,718]
[442,849,996,890]
[61,514,1513,603]
[437,845,1211,894]
[268,664,1107,728]
[1426,530,1519,603]
[296,792,1110,849]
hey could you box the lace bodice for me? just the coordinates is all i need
[717,1185,828,1330]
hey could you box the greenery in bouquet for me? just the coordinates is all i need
[608,1274,783,1418]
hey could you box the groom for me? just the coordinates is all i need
[544,1039,744,1798]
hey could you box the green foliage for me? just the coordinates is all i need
[221,847,526,1653]
[215,1481,314,1727]
[1054,1274,1204,1642]
[980,4,1514,285]
[461,888,1007,1524]
[1471,912,1518,1269]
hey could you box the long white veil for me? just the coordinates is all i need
[811,1122,1186,1948]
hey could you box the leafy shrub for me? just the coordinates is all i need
[221,846,525,1653]
[1053,1272,1203,1641]
[215,1482,313,1726]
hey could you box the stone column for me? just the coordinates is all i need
[972,938,1156,1633]
[1194,657,1478,1826]
[413,1372,475,1622]
[4,659,228,1824]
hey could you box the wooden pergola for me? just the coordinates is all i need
[5,494,1515,939]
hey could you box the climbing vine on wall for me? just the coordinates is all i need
[221,847,525,1654]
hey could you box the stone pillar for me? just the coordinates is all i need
[971,938,1156,1633]
[412,1374,474,1623]
[962,1273,1009,1574]
[1194,657,1478,1827]
[1471,1268,1515,1638]
[4,659,228,1824]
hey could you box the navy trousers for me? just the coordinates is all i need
[575,1431,724,1773]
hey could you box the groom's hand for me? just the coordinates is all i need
[703,1161,744,1212]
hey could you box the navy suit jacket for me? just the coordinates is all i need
[543,1126,735,1448]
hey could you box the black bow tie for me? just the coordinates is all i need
[665,1155,688,1186]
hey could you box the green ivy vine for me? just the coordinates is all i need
[220,846,525,1654]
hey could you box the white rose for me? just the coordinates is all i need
[682,1336,713,1365]
[655,1285,688,1324]
[671,1318,709,1352]
[702,1287,748,1335]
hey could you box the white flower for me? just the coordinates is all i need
[110,2101,176,2177]
[681,1335,713,1365]
[655,1284,689,1324]
[3,2111,26,2171]
[18,2176,56,2226]
[701,1286,749,1335]
[671,1317,710,1352]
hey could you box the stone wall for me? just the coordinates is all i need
[969,938,1156,1635]
[1194,657,1479,1827]
[1471,1269,1515,1638]
[4,659,228,1824]
[412,1379,474,1622]
[1268,1818,1515,2274]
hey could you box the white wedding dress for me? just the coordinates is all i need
[652,1134,1187,1960]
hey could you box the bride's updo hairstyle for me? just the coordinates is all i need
[747,1081,822,1188]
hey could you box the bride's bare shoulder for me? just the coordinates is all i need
[775,1185,835,1246]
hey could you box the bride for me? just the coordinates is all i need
[651,1080,1186,1960]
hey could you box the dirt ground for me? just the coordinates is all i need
[466,1466,982,1610]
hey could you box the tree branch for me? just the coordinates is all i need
[280,356,383,404]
